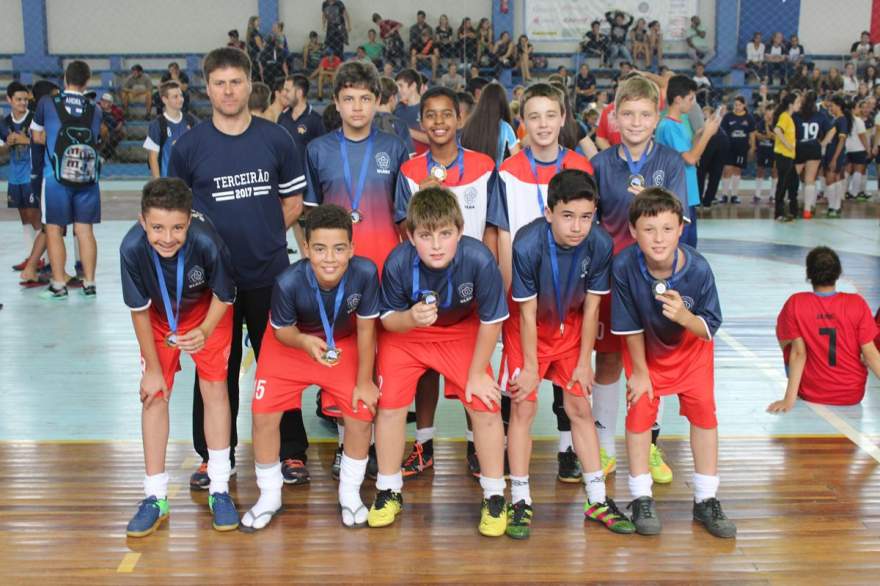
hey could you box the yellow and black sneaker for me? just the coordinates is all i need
[367,489,403,528]
[478,495,508,537]
[505,500,533,540]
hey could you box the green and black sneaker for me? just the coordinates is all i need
[505,499,533,540]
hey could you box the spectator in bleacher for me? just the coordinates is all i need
[373,13,405,69]
[322,0,350,61]
[574,63,597,113]
[467,76,490,101]
[693,62,712,107]
[460,81,518,166]
[516,35,534,82]
[362,29,385,68]
[246,16,265,80]
[686,16,710,65]
[314,48,342,101]
[764,32,787,86]
[745,33,766,83]
[273,21,289,55]
[820,67,843,95]
[648,21,664,69]
[409,10,432,54]
[631,19,650,70]
[411,28,438,79]
[458,17,478,65]
[809,67,823,93]
[248,81,272,120]
[144,81,197,178]
[605,10,634,67]
[843,62,859,96]
[439,62,465,92]
[373,76,414,153]
[490,32,516,78]
[121,64,153,118]
[260,31,289,86]
[864,64,879,89]
[227,29,246,51]
[851,31,873,72]
[580,20,608,65]
[556,66,573,91]
[787,64,812,92]
[159,62,190,115]
[477,18,494,66]
[582,108,599,138]
[434,15,456,66]
[98,93,125,159]
[278,75,325,154]
[786,35,805,79]
[698,103,729,207]
[303,31,324,74]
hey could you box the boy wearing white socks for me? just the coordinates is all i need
[244,205,381,530]
[120,178,237,536]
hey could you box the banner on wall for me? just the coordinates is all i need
[524,0,699,41]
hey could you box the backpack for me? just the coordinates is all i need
[149,112,198,170]
[50,96,99,187]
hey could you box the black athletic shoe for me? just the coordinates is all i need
[81,284,96,297]
[730,195,742,204]
[331,446,343,481]
[693,498,737,538]
[628,496,662,535]
[367,444,378,480]
[466,441,480,478]
[281,458,310,485]
[557,446,583,483]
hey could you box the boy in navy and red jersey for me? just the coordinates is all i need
[611,188,735,539]
[368,188,510,537]
[768,246,880,412]
[589,75,689,484]
[242,205,381,531]
[496,83,594,483]
[305,61,409,275]
[119,178,237,537]
[394,86,505,478]
[502,169,634,540]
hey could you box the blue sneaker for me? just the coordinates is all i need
[209,492,239,531]
[126,496,169,537]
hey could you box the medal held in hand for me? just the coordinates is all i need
[419,290,439,305]
[430,165,447,182]
[322,347,342,365]
[652,280,668,296]
[638,248,681,302]
[151,244,188,350]
[628,174,646,189]
[426,147,464,185]
[622,142,650,191]
[307,264,348,366]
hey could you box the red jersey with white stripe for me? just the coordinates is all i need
[777,291,879,405]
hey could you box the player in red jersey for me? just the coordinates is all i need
[768,246,880,411]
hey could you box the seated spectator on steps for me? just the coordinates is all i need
[580,20,608,65]
[227,29,246,51]
[98,93,125,159]
[313,49,342,101]
[157,62,190,115]
[121,64,153,117]
[686,15,710,64]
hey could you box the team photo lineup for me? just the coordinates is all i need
[3,1,880,580]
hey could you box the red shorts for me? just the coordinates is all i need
[596,293,621,354]
[252,330,372,422]
[145,295,233,390]
[376,317,498,412]
[499,309,585,401]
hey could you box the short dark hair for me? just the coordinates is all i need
[159,80,181,98]
[456,91,475,110]
[395,68,421,89]
[666,74,697,105]
[228,29,240,38]
[305,204,353,242]
[203,47,251,82]
[270,75,287,96]
[333,60,381,97]
[65,60,91,87]
[248,82,270,111]
[322,102,342,131]
[805,246,842,287]
[628,187,684,226]
[547,169,598,210]
[32,80,59,103]
[378,77,397,105]
[141,177,193,215]
[6,81,28,99]
[420,86,460,117]
[131,64,144,73]
[290,74,310,96]
[417,10,426,17]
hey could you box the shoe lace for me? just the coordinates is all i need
[137,497,158,516]
[706,498,727,520]
[375,489,396,509]
[603,498,625,519]
[560,447,577,466]
[628,498,655,519]
[403,442,424,467]
[511,501,530,523]
[486,495,505,517]
[649,446,665,467]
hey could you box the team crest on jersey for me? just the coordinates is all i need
[187,266,206,288]
[580,257,590,278]
[458,282,474,303]
[346,293,362,313]
[375,152,391,175]
[681,295,694,310]
[297,125,307,135]
[652,170,665,186]
[463,187,478,209]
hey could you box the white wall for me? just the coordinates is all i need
[279,0,493,52]
[798,0,871,55]
[46,0,258,54]
[0,0,25,54]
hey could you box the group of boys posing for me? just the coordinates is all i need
[121,47,737,541]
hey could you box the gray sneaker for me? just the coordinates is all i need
[628,496,662,535]
[693,498,737,538]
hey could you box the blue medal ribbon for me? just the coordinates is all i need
[306,265,347,351]
[337,129,374,215]
[546,227,585,334]
[525,146,565,215]
[426,146,465,185]
[151,244,187,338]
[621,142,650,177]
[410,254,453,308]
[637,248,681,292]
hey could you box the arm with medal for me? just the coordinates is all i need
[509,298,540,403]
[174,295,230,353]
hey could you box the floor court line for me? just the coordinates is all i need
[116,552,141,573]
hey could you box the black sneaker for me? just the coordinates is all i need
[719,195,730,204]
[845,191,856,200]
[628,496,662,535]
[331,446,343,481]
[190,461,209,490]
[557,446,583,483]
[40,284,68,300]
[466,441,480,478]
[81,284,96,297]
[281,458,310,485]
[693,498,737,538]
[366,444,378,480]
[402,439,434,478]
[731,195,742,204]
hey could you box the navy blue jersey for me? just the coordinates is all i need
[512,218,613,325]
[611,243,721,350]
[755,118,774,150]
[31,92,102,176]
[277,104,326,154]
[720,112,755,149]
[793,111,832,147]
[120,212,236,316]
[832,115,850,150]
[380,236,509,327]
[373,111,414,154]
[591,142,689,253]
[144,113,198,177]
[393,102,420,133]
[0,112,32,185]
[269,256,381,341]
[167,117,306,290]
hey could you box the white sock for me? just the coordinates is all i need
[207,447,231,494]
[592,381,620,458]
[245,461,283,529]
[817,176,824,194]
[558,431,573,452]
[628,473,653,499]
[804,184,817,211]
[465,429,474,443]
[510,475,531,505]
[730,174,740,197]
[656,397,665,427]
[851,172,862,194]
[829,180,843,210]
[415,427,434,444]
[337,422,345,447]
[584,469,606,504]
[480,475,506,499]
[754,176,764,198]
[339,454,368,526]
[721,175,732,196]
[144,471,169,500]
[693,472,720,503]
[376,472,403,492]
